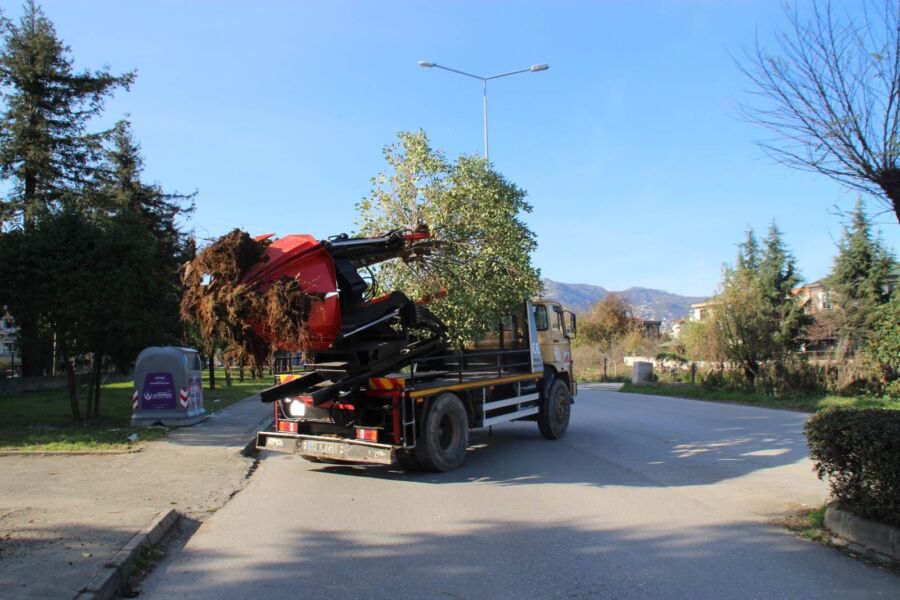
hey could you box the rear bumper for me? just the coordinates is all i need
[256,431,395,465]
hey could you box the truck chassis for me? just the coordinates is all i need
[256,315,574,472]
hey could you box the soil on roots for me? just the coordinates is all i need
[181,229,319,369]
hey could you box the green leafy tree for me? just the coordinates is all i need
[714,267,772,387]
[826,200,896,357]
[356,131,541,345]
[680,320,724,363]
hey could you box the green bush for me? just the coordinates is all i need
[805,408,900,527]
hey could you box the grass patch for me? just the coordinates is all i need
[620,382,900,413]
[775,504,830,542]
[0,369,272,452]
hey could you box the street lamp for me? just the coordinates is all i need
[417,60,549,162]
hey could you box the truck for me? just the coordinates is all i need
[250,228,577,472]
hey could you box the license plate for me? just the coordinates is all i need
[302,440,346,457]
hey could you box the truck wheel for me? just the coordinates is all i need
[538,379,571,440]
[414,392,468,472]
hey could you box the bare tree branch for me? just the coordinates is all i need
[740,0,900,224]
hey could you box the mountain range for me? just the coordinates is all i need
[542,279,708,329]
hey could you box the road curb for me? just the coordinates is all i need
[74,509,179,600]
[825,505,900,560]
[0,448,143,457]
[242,413,274,457]
[580,382,625,391]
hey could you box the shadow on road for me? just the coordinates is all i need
[141,517,899,599]
[303,409,813,490]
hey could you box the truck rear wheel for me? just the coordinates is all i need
[415,392,468,472]
[538,379,571,440]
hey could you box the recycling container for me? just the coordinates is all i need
[131,346,206,427]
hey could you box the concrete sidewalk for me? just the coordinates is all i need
[0,395,271,600]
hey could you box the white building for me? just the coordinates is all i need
[1,309,20,374]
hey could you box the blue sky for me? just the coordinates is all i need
[9,0,899,297]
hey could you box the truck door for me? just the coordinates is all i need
[534,301,573,381]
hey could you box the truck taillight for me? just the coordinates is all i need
[277,421,298,433]
[355,427,378,442]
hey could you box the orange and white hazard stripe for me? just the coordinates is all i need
[367,377,406,391]
[132,389,139,411]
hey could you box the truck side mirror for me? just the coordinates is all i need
[564,310,577,338]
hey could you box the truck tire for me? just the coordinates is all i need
[414,392,468,472]
[538,379,571,440]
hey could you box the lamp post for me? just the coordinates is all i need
[417,60,548,162]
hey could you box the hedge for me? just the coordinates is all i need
[805,408,900,528]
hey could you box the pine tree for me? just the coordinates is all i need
[714,223,807,390]
[0,1,133,376]
[759,222,807,351]
[0,0,133,228]
[736,229,760,272]
[827,199,896,356]
[73,120,195,414]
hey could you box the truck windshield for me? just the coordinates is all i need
[534,304,549,331]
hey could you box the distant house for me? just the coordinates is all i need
[887,264,900,296]
[790,282,836,354]
[689,300,719,322]
[629,317,662,338]
[791,280,833,314]
[671,318,686,338]
[0,309,19,374]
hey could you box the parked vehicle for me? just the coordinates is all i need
[249,229,577,471]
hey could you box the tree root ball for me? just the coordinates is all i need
[180,229,318,370]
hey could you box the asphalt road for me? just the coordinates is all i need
[141,386,900,599]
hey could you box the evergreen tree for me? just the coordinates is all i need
[736,229,760,272]
[0,1,132,376]
[759,222,807,351]
[61,120,197,414]
[0,1,133,227]
[98,120,194,345]
[713,223,808,390]
[827,199,896,356]
[865,292,900,393]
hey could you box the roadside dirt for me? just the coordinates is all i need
[0,397,269,600]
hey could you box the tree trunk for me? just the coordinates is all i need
[24,168,36,230]
[224,365,232,387]
[207,348,216,390]
[873,170,900,224]
[58,337,80,421]
[239,362,245,383]
[91,352,103,419]
[743,362,757,391]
